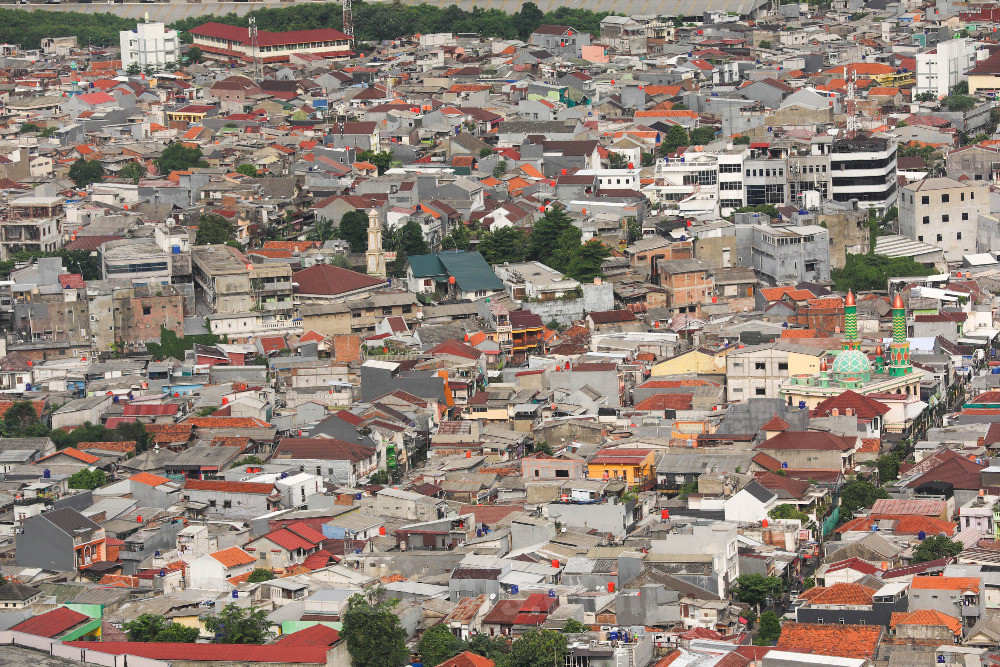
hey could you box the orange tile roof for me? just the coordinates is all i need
[0,400,45,419]
[38,447,100,465]
[890,609,963,635]
[145,423,193,443]
[799,583,875,606]
[868,87,900,96]
[130,472,170,487]
[634,110,699,118]
[81,440,136,453]
[910,576,980,593]
[185,417,271,428]
[775,622,881,659]
[519,163,544,179]
[210,547,256,568]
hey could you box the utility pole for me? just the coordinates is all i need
[248,16,261,82]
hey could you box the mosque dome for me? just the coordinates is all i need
[831,349,871,377]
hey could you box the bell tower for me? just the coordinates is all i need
[366,208,386,278]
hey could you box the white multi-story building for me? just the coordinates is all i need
[119,22,180,71]
[916,38,981,98]
[829,135,898,211]
[898,176,988,263]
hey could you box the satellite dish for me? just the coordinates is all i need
[489,593,497,600]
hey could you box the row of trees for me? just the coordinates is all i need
[124,603,270,644]
[478,205,609,282]
[1,399,154,458]
[169,2,607,45]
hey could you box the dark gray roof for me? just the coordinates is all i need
[0,580,39,601]
[43,507,101,535]
[742,480,777,504]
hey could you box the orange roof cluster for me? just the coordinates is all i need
[775,622,881,659]
[890,609,963,635]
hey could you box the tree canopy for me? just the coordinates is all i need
[69,158,104,188]
[340,210,369,253]
[117,161,148,184]
[146,326,223,362]
[732,574,784,611]
[831,253,934,293]
[156,142,207,174]
[479,226,528,264]
[195,214,238,246]
[503,628,568,667]
[341,590,409,667]
[417,624,465,667]
[124,614,200,643]
[247,568,275,583]
[839,479,890,518]
[67,468,106,490]
[358,150,394,175]
[755,611,782,645]
[2,401,46,438]
[235,163,259,178]
[203,603,272,644]
[912,535,964,563]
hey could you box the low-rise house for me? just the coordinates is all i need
[15,507,107,571]
[182,479,282,519]
[188,546,257,591]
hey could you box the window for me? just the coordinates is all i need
[142,306,151,315]
[957,232,962,240]
[921,195,929,204]
[942,194,950,203]
[209,500,216,508]
[962,212,969,220]
[918,236,923,241]
[922,216,930,224]
[555,469,569,478]
[778,362,788,371]
[961,192,965,201]
[755,362,766,371]
[755,388,766,396]
[942,215,949,223]
[937,234,943,241]
[223,500,232,509]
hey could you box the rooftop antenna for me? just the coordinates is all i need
[248,16,262,82]
[343,0,354,51]
[846,66,860,136]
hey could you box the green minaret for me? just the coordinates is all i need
[888,293,911,376]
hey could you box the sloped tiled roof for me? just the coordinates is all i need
[774,622,881,659]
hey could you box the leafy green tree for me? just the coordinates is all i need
[69,158,105,188]
[127,62,142,76]
[467,634,509,662]
[754,611,781,645]
[195,214,237,246]
[19,122,41,134]
[689,126,717,145]
[529,204,574,266]
[358,149,393,175]
[733,204,780,220]
[67,468,106,490]
[417,624,465,666]
[839,479,890,518]
[660,124,689,155]
[186,45,203,63]
[733,135,751,144]
[534,441,553,455]
[504,628,567,667]
[478,226,528,264]
[370,470,390,484]
[732,574,784,612]
[564,238,610,283]
[943,95,977,112]
[915,92,937,102]
[339,210,369,253]
[397,219,430,256]
[609,152,628,169]
[440,223,471,251]
[759,40,772,49]
[118,161,147,184]
[235,163,259,177]
[562,618,588,633]
[124,614,200,642]
[307,218,338,243]
[145,326,222,362]
[156,142,207,174]
[769,504,808,522]
[913,535,964,563]
[204,603,272,644]
[549,224,582,273]
[493,160,508,178]
[831,253,934,293]
[247,568,275,583]
[951,80,969,95]
[2,400,43,437]
[341,591,408,667]
[876,452,901,482]
[479,147,493,158]
[518,2,545,39]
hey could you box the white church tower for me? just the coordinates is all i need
[366,208,386,278]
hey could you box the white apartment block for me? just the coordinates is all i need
[120,22,180,70]
[898,177,988,264]
[915,38,980,98]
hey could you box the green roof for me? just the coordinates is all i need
[410,251,504,293]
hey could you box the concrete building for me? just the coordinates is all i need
[192,245,294,319]
[119,22,181,71]
[15,508,106,571]
[916,39,980,98]
[189,23,353,63]
[649,520,739,595]
[898,177,988,264]
[101,239,173,288]
[829,135,898,210]
[751,224,830,286]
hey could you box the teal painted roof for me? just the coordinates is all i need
[410,251,504,292]
[831,349,871,376]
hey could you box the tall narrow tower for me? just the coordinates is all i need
[888,293,912,376]
[842,290,860,351]
[248,16,262,82]
[342,0,354,47]
[366,209,386,279]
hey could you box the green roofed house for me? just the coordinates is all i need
[406,251,504,301]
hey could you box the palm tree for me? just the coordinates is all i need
[307,218,336,242]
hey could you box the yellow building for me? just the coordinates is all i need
[587,448,656,488]
[651,345,731,377]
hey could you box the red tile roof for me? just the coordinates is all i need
[261,528,318,551]
[58,273,85,289]
[81,440,136,453]
[0,400,46,419]
[293,263,386,296]
[146,423,193,443]
[438,652,496,667]
[123,403,179,417]
[758,431,856,452]
[428,339,483,360]
[186,479,275,495]
[11,607,90,637]
[810,390,890,421]
[761,415,790,431]
[799,583,875,606]
[633,393,694,411]
[185,417,271,428]
[890,609,963,635]
[273,624,341,647]
[774,622,881,659]
[911,576,980,593]
[130,472,170,487]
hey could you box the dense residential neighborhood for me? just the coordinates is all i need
[1,2,1000,666]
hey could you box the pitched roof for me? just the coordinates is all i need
[911,576,980,593]
[130,472,170,487]
[11,606,90,637]
[438,652,496,667]
[273,624,342,646]
[66,642,329,664]
[890,609,963,635]
[37,447,100,465]
[758,431,856,452]
[799,583,876,606]
[811,390,890,420]
[293,263,386,296]
[774,622,881,659]
[633,393,693,411]
[209,547,256,568]
[761,415,790,431]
